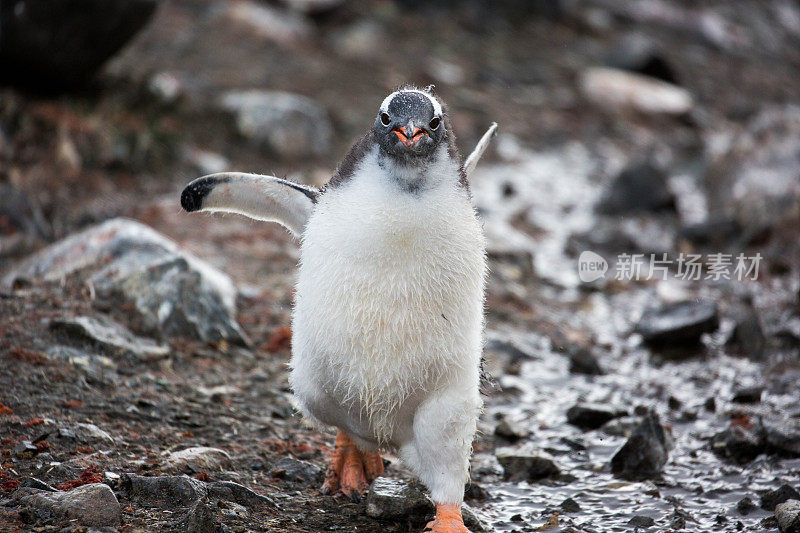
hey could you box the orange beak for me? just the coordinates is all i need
[394,125,427,146]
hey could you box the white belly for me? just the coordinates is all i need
[289,162,486,446]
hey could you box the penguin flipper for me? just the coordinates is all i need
[180,172,318,237]
[463,122,498,177]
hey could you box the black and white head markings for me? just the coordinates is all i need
[374,88,446,164]
[180,88,496,237]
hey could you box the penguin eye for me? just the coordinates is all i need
[429,117,441,130]
[380,112,391,126]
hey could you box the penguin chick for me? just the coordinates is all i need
[181,87,495,533]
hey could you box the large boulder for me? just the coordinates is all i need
[219,90,332,159]
[3,218,247,345]
[0,0,157,90]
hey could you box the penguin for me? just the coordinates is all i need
[181,87,496,533]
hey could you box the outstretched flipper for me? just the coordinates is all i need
[463,122,498,177]
[180,172,318,237]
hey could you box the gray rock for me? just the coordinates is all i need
[732,386,764,404]
[628,515,655,528]
[18,483,121,527]
[727,305,767,360]
[567,403,626,430]
[120,474,208,509]
[560,497,581,513]
[220,1,314,47]
[330,20,383,59]
[51,316,169,361]
[711,424,764,463]
[610,411,669,480]
[0,0,157,90]
[565,345,604,376]
[776,499,800,533]
[270,457,321,483]
[606,33,678,84]
[708,105,800,235]
[764,420,800,457]
[166,447,232,474]
[762,485,800,512]
[495,444,560,482]
[601,416,641,437]
[494,418,530,442]
[737,496,757,515]
[579,67,693,116]
[596,161,675,215]
[14,440,38,459]
[172,497,216,533]
[365,478,433,521]
[3,218,246,344]
[207,481,278,509]
[635,301,719,346]
[219,90,332,159]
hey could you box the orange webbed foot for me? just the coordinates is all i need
[321,430,382,501]
[424,503,471,533]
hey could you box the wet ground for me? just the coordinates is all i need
[2,1,800,532]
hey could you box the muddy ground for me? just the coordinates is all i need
[1,1,800,532]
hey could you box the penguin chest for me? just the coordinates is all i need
[291,177,485,439]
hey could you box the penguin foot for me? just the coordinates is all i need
[321,430,381,500]
[424,503,471,533]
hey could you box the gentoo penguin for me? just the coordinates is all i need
[181,87,496,533]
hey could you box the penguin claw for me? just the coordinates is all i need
[320,429,380,499]
[423,504,471,533]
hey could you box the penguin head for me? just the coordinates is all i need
[373,88,446,163]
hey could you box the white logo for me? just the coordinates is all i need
[578,251,608,283]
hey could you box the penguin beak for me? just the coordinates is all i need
[393,122,428,146]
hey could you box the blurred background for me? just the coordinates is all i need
[1,1,799,532]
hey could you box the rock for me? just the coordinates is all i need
[219,90,332,159]
[708,105,800,235]
[172,497,216,533]
[776,500,800,533]
[18,483,121,527]
[14,440,38,459]
[566,403,626,430]
[560,497,581,513]
[762,485,800,512]
[0,0,157,90]
[165,447,232,474]
[461,503,489,532]
[51,316,169,361]
[628,515,655,528]
[764,420,800,457]
[494,418,530,442]
[270,457,321,483]
[711,424,764,463]
[119,474,207,509]
[596,161,675,215]
[601,416,641,437]
[727,306,767,360]
[610,411,669,480]
[565,345,604,376]
[635,301,719,346]
[71,423,115,444]
[46,345,118,382]
[330,20,383,60]
[365,478,433,521]
[737,496,757,515]
[183,147,230,176]
[3,218,246,345]
[20,478,57,492]
[495,444,560,482]
[579,67,693,116]
[731,386,764,404]
[207,481,278,509]
[220,1,314,47]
